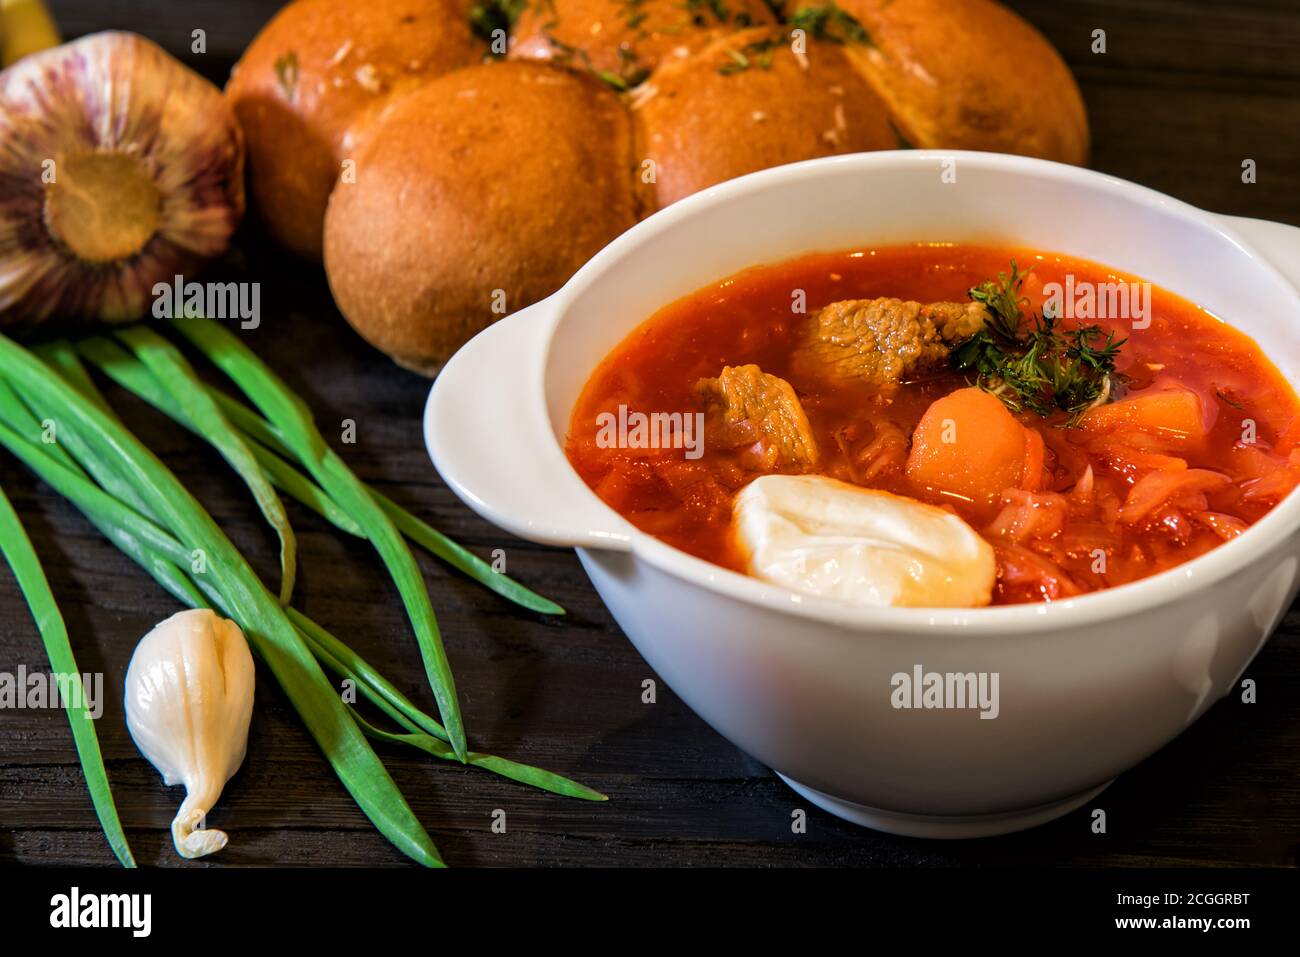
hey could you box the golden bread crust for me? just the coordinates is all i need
[323,60,641,374]
[225,0,482,259]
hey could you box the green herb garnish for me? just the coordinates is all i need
[273,51,299,101]
[717,35,780,74]
[594,68,634,90]
[595,48,651,90]
[719,48,751,74]
[540,24,592,69]
[536,15,650,89]
[968,259,1031,338]
[952,261,1127,424]
[788,2,871,45]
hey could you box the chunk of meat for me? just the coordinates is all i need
[696,364,818,471]
[794,298,989,391]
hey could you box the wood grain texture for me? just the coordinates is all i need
[1,0,1296,867]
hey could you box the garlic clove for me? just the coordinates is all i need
[0,31,244,327]
[172,776,231,859]
[125,609,255,860]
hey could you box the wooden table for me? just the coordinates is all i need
[2,0,1297,867]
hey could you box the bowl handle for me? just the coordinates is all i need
[424,296,634,551]
[1217,214,1300,291]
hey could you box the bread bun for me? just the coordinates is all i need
[632,27,898,207]
[510,0,776,79]
[225,0,482,259]
[323,61,643,374]
[836,0,1088,164]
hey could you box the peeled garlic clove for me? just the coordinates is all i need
[0,31,244,327]
[125,609,255,860]
[733,474,996,608]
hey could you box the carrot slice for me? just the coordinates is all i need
[906,387,1028,505]
[1079,386,1210,442]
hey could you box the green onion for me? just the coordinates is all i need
[0,331,445,867]
[372,488,565,615]
[168,317,469,757]
[0,377,81,471]
[0,420,191,568]
[18,350,161,525]
[288,607,445,739]
[0,375,209,614]
[112,325,298,606]
[33,341,121,421]
[0,481,136,867]
[4,346,604,813]
[127,343,561,615]
[77,336,365,537]
[290,610,604,800]
[4,320,600,863]
[352,710,608,802]
[83,338,562,616]
[208,380,563,614]
[0,408,601,804]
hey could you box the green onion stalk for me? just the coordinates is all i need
[0,325,599,867]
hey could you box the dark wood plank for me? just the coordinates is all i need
[1,0,1297,867]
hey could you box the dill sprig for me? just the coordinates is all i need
[952,260,1127,424]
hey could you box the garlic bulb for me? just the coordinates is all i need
[0,31,244,326]
[125,609,255,859]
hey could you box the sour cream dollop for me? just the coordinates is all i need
[732,475,996,608]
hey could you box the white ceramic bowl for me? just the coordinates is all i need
[425,152,1300,837]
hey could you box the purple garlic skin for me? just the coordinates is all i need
[0,31,245,327]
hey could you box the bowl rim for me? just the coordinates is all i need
[542,150,1300,634]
